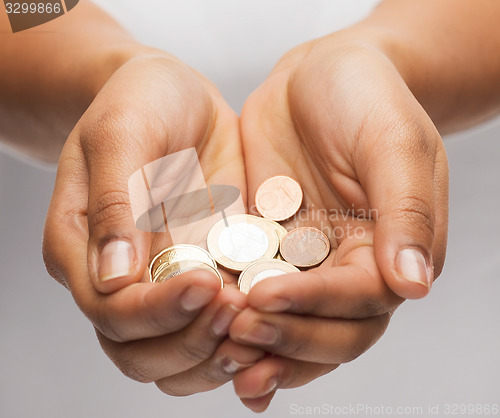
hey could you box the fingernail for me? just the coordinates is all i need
[262,297,292,312]
[211,304,242,337]
[396,248,432,288]
[181,286,217,312]
[98,240,135,281]
[258,376,279,397]
[221,357,254,375]
[239,322,278,345]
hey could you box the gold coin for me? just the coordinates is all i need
[207,214,279,272]
[280,227,331,268]
[149,244,217,281]
[255,175,303,221]
[262,219,287,260]
[153,260,224,288]
[263,219,288,241]
[238,259,300,294]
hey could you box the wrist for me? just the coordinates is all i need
[319,24,438,119]
[76,43,171,103]
[322,25,420,87]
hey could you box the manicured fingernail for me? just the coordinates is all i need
[98,240,135,281]
[396,248,432,288]
[181,286,217,312]
[211,304,242,337]
[262,297,292,312]
[258,376,279,397]
[221,357,254,375]
[239,322,278,345]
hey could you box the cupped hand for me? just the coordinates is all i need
[42,52,263,395]
[232,31,448,411]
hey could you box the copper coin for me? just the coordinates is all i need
[255,175,303,221]
[280,227,330,268]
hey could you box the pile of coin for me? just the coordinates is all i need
[149,244,223,288]
[148,175,331,294]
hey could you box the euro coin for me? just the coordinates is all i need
[280,227,330,268]
[255,175,303,221]
[238,259,300,294]
[263,219,288,242]
[207,214,279,272]
[149,244,217,281]
[262,219,287,260]
[152,259,224,288]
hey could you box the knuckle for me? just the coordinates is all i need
[179,335,214,364]
[198,362,229,385]
[141,295,197,336]
[283,342,306,359]
[88,189,132,232]
[81,109,132,156]
[393,195,435,238]
[278,328,306,358]
[385,116,437,159]
[142,298,195,335]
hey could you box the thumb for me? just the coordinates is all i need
[358,123,448,300]
[82,114,155,294]
[77,56,218,294]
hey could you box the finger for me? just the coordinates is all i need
[81,60,214,294]
[230,308,391,363]
[288,52,448,299]
[357,116,447,299]
[44,140,223,342]
[247,245,403,318]
[155,339,265,396]
[97,287,251,383]
[46,209,221,342]
[239,393,276,414]
[432,144,449,278]
[94,270,225,342]
[234,356,337,413]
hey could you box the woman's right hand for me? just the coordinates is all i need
[42,52,263,395]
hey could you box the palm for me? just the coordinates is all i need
[241,59,381,299]
[147,93,245,286]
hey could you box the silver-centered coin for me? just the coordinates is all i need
[238,259,300,294]
[207,214,279,272]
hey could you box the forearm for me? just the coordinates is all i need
[0,1,153,162]
[353,0,500,133]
